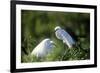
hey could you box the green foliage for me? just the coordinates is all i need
[21,10,90,63]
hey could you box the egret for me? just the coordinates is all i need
[55,26,75,48]
[31,38,55,58]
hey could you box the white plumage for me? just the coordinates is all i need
[31,38,54,58]
[55,26,75,48]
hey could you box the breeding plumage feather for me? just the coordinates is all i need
[31,38,54,57]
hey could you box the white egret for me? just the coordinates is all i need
[31,38,55,58]
[55,26,75,48]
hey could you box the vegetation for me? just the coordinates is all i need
[21,10,90,63]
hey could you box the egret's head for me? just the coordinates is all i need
[50,41,55,45]
[47,40,54,45]
[50,41,56,48]
[45,39,56,49]
[44,38,52,45]
[55,26,61,31]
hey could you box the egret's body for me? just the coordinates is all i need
[31,38,54,58]
[55,26,75,48]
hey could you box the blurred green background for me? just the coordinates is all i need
[21,10,90,63]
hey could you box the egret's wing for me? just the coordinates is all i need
[31,41,46,57]
[61,29,75,47]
